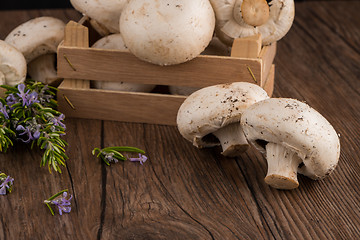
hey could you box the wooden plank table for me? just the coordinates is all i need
[1,2,360,239]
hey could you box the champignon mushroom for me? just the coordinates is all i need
[119,0,216,66]
[70,0,130,35]
[5,17,65,85]
[0,40,27,86]
[91,34,155,92]
[27,54,59,85]
[210,0,295,45]
[241,98,340,189]
[177,82,269,157]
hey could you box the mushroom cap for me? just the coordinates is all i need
[70,0,129,33]
[211,0,295,45]
[5,16,65,63]
[241,98,340,179]
[92,33,129,51]
[177,82,269,148]
[0,40,27,86]
[119,0,216,66]
[91,34,155,92]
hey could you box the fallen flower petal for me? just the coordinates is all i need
[129,153,148,165]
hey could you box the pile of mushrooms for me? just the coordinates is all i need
[2,0,339,191]
[177,86,341,190]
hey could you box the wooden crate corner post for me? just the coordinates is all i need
[57,21,90,115]
[231,34,276,96]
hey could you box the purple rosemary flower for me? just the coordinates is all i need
[16,84,30,106]
[26,91,40,106]
[16,125,34,143]
[0,102,9,119]
[50,114,66,129]
[38,86,53,104]
[0,175,14,195]
[129,153,148,165]
[103,152,118,163]
[51,192,72,215]
[6,93,18,107]
[29,118,41,140]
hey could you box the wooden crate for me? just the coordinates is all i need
[57,20,276,126]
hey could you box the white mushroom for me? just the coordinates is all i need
[70,0,130,35]
[27,54,59,85]
[241,98,340,189]
[177,82,269,157]
[120,0,216,66]
[91,34,155,92]
[5,17,65,85]
[210,0,295,45]
[0,40,27,86]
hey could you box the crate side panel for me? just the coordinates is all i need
[260,43,276,86]
[262,64,275,97]
[58,88,186,126]
[57,47,262,88]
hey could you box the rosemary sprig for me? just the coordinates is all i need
[92,146,146,165]
[0,80,68,173]
[0,172,14,195]
[44,189,72,216]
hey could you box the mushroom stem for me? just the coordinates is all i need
[27,54,60,85]
[240,0,270,26]
[212,122,249,157]
[264,143,302,189]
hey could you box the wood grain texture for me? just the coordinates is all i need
[1,1,360,239]
[57,47,264,87]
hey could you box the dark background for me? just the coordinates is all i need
[1,0,72,10]
[1,0,310,10]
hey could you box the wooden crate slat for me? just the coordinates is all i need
[57,46,262,88]
[58,85,186,126]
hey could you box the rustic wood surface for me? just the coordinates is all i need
[0,1,360,239]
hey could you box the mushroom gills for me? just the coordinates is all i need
[212,122,249,157]
[264,142,303,190]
